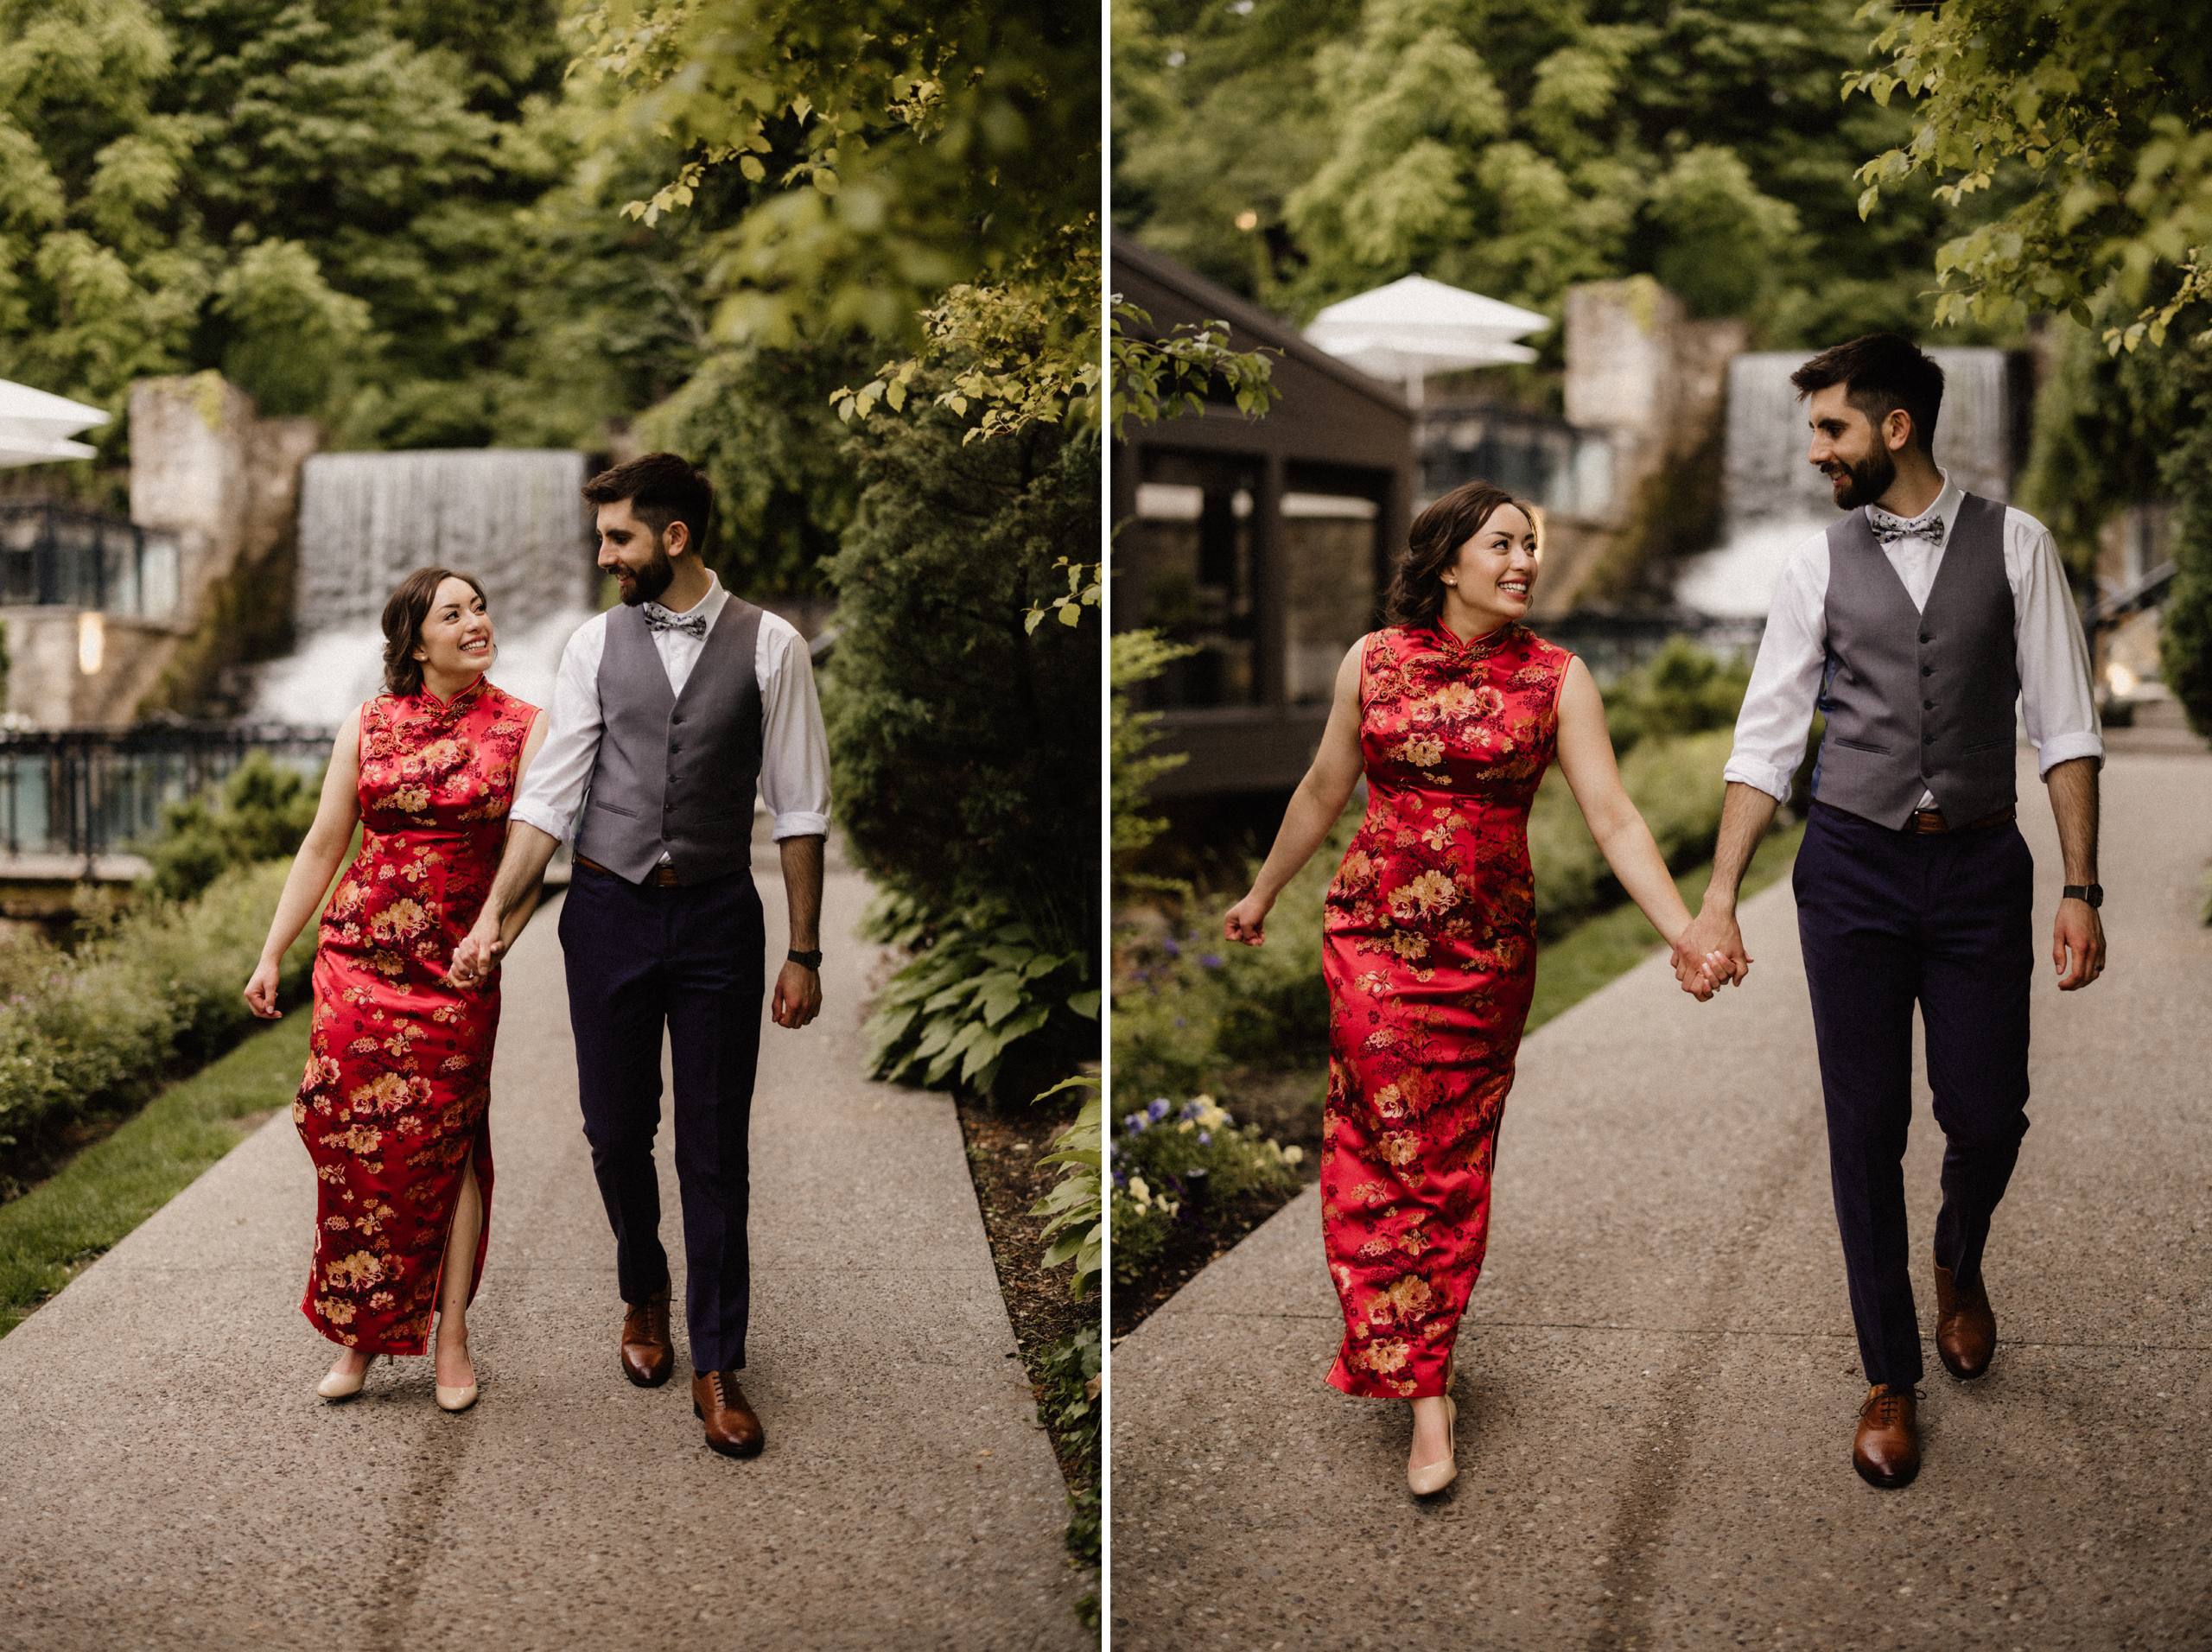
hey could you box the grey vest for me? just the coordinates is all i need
[573,600,765,884]
[1811,492,2018,829]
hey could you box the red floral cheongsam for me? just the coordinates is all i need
[1320,621,1570,1399]
[295,680,537,1354]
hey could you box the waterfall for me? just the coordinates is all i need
[254,450,596,725]
[1674,349,2018,618]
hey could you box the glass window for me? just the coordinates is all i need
[1281,492,1379,703]
[1123,454,1260,708]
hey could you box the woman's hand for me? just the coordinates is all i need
[244,956,283,1020]
[1223,893,1273,947]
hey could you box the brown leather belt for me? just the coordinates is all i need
[573,854,683,886]
[1908,806,2015,835]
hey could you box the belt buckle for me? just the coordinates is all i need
[651,865,682,887]
[1912,810,1946,834]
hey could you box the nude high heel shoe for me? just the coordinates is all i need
[317,1354,377,1401]
[1408,1353,1458,1496]
[435,1338,479,1414]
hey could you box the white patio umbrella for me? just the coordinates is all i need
[1304,275,1550,406]
[0,379,108,467]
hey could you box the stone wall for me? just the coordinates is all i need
[1531,277,1746,617]
[1,375,319,728]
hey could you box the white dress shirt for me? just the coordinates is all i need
[1723,473,2102,808]
[510,571,832,848]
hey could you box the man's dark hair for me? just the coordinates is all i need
[1790,334,1945,454]
[582,452,715,552]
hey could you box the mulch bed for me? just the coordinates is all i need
[953,1088,1096,1493]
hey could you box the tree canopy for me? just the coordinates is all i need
[1113,0,2002,346]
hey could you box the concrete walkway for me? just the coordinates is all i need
[1111,749,2212,1650]
[0,842,1088,1650]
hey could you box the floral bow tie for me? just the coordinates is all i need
[641,603,709,639]
[1870,508,1944,546]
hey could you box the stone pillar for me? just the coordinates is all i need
[1538,278,1748,615]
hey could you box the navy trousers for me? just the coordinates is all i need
[1794,802,2034,1388]
[560,863,766,1376]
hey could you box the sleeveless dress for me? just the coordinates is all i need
[1319,621,1571,1399]
[293,679,539,1354]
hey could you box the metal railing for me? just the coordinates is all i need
[0,499,181,619]
[0,724,334,869]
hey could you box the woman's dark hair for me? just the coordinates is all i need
[382,566,487,697]
[1789,332,1945,453]
[1383,480,1531,626]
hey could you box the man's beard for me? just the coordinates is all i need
[616,537,676,606]
[1826,444,1896,511]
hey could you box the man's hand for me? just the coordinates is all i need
[772,961,822,1028]
[448,918,505,990]
[2052,898,2106,990]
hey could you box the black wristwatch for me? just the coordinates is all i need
[2062,884,2103,909]
[787,949,823,969]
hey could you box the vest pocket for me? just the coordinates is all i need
[1961,736,2014,754]
[1829,736,1891,754]
[588,797,639,819]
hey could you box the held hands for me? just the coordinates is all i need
[243,957,283,1020]
[448,918,505,990]
[1670,906,1752,1003]
[1222,892,1273,947]
[772,961,822,1028]
[2052,899,2106,990]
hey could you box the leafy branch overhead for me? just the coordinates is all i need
[1845,0,2212,351]
[1109,299,1279,435]
[570,0,1099,349]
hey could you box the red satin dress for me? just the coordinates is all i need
[294,679,538,1354]
[1320,621,1570,1398]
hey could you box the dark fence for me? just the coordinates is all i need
[0,724,333,867]
[0,499,181,618]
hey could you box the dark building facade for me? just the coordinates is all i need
[1112,238,1416,797]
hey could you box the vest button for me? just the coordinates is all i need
[1919,632,1931,644]
[1923,733,1934,744]
[1921,665,1933,677]
[1923,699,1935,710]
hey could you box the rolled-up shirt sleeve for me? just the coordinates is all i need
[756,618,831,840]
[1722,533,1831,804]
[509,617,606,843]
[2009,512,2104,776]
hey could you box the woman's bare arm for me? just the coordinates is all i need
[1222,640,1369,946]
[1550,658,1723,997]
[489,712,555,957]
[243,709,365,1018]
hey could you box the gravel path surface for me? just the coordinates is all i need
[1110,750,2212,1650]
[0,843,1085,1650]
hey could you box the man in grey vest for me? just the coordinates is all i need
[1672,334,2105,1489]
[452,452,830,1458]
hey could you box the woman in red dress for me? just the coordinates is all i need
[1224,481,1730,1496]
[245,567,550,1411]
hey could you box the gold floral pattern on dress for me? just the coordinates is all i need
[294,679,537,1354]
[1319,622,1569,1399]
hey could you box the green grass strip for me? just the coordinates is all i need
[1528,821,1806,1034]
[0,1013,311,1337]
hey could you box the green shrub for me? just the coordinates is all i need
[824,387,1100,1091]
[1108,1095,1304,1284]
[1030,1076,1102,1297]
[859,893,1098,1099]
[142,753,321,904]
[0,861,315,1173]
[1599,634,1751,755]
[1036,1323,1103,1577]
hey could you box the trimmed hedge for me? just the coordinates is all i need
[0,861,315,1185]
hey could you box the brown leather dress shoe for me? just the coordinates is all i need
[691,1369,764,1458]
[1933,1261,1996,1380]
[1853,1383,1921,1489]
[620,1286,673,1388]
